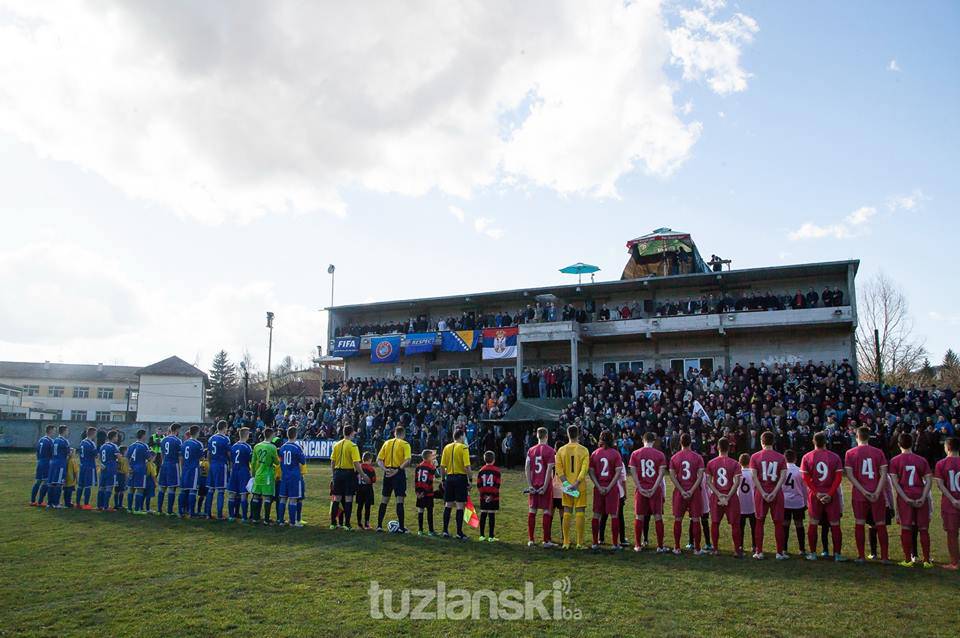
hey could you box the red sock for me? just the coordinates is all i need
[854,524,866,559]
[774,521,786,554]
[807,524,818,554]
[527,513,536,541]
[634,519,642,547]
[878,525,889,561]
[947,532,959,565]
[919,529,930,562]
[732,520,742,552]
[673,520,682,549]
[611,518,620,545]
[591,518,600,544]
[711,522,721,550]
[655,519,664,548]
[542,513,552,543]
[692,521,702,551]
[755,521,765,554]
[900,529,912,561]
[831,525,842,555]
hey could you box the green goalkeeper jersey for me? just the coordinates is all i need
[251,441,279,493]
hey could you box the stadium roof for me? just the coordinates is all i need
[327,259,859,314]
[137,356,207,379]
[0,361,140,383]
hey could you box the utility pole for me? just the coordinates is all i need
[874,328,883,387]
[266,312,275,404]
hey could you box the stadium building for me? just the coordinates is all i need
[326,229,859,397]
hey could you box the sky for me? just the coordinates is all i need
[0,0,957,373]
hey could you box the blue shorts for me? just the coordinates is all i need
[99,469,117,490]
[227,468,251,494]
[144,479,156,499]
[207,463,227,490]
[129,469,147,490]
[158,463,180,488]
[381,470,407,497]
[332,469,357,497]
[47,462,67,485]
[444,475,468,503]
[180,466,200,491]
[279,476,305,499]
[78,465,97,489]
[115,475,127,491]
[35,460,50,481]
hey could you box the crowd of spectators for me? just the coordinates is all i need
[520,366,574,399]
[333,287,847,337]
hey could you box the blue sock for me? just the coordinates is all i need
[204,491,213,517]
[135,492,144,511]
[126,491,133,510]
[82,487,91,505]
[145,495,152,511]
[178,491,186,515]
[289,501,298,524]
[229,497,238,518]
[114,490,121,509]
[167,490,176,514]
[216,491,225,519]
[278,500,287,524]
[188,492,197,515]
[48,486,60,506]
[96,489,104,509]
[38,483,48,505]
[31,480,42,503]
[241,498,249,520]
[297,500,303,521]
[64,488,74,508]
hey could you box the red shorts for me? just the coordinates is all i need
[710,492,741,524]
[593,486,619,515]
[634,487,664,517]
[754,491,785,523]
[896,497,931,528]
[528,484,553,510]
[808,493,843,523]
[672,489,704,519]
[851,496,887,524]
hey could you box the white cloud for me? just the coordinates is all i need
[473,216,505,240]
[888,59,901,72]
[680,100,694,115]
[887,188,927,212]
[789,206,877,240]
[929,311,960,325]
[0,0,757,223]
[448,205,466,223]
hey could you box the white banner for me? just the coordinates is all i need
[294,438,336,459]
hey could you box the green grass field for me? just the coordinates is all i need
[1,451,956,637]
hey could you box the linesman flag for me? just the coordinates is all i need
[464,495,480,528]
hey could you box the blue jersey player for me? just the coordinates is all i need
[228,427,253,521]
[77,427,99,509]
[158,424,182,515]
[126,429,151,514]
[46,426,71,509]
[204,421,231,519]
[97,431,121,511]
[179,425,204,517]
[278,427,306,527]
[30,425,55,506]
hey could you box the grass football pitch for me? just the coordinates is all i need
[0,451,957,637]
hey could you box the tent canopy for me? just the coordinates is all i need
[622,227,708,279]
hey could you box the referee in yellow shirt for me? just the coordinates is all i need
[440,428,473,540]
[330,425,367,530]
[376,425,412,533]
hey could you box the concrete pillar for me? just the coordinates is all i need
[515,339,523,398]
[570,337,579,399]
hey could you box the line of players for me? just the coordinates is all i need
[524,425,960,569]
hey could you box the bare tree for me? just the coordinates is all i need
[855,272,926,384]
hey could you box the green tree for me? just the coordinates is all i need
[941,349,960,387]
[208,350,238,418]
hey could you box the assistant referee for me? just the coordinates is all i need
[440,428,473,540]
[330,425,366,530]
[376,425,412,533]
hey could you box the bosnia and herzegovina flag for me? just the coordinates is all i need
[440,330,479,352]
[481,327,518,359]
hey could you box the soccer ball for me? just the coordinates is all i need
[387,520,400,533]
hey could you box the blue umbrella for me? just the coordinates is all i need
[559,262,600,284]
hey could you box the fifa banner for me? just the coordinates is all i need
[370,335,401,363]
[441,330,479,352]
[294,438,336,460]
[481,327,518,360]
[332,336,360,358]
[404,332,437,355]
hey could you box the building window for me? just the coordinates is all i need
[491,367,513,379]
[51,410,62,420]
[23,384,39,396]
[71,410,88,422]
[95,411,112,422]
[111,414,124,422]
[125,388,138,401]
[73,386,90,399]
[670,358,714,376]
[602,361,644,376]
[97,387,114,400]
[438,368,473,379]
[48,386,64,398]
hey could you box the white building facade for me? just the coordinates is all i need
[135,356,208,423]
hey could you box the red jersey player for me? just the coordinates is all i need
[933,436,960,570]
[749,431,788,560]
[629,432,667,553]
[844,426,889,563]
[525,427,557,548]
[668,433,705,555]
[706,438,743,556]
[800,432,846,561]
[888,433,934,568]
[589,430,623,550]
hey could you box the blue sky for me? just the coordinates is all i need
[0,0,956,370]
